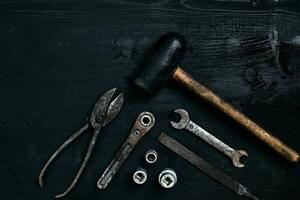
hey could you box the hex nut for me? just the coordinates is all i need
[145,150,158,164]
[140,114,153,126]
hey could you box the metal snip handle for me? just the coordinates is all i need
[97,111,155,189]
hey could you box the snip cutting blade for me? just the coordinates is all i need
[103,92,124,126]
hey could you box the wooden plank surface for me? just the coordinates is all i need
[0,0,299,199]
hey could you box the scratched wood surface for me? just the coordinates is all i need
[0,0,300,199]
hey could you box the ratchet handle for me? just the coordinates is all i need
[97,112,155,189]
[97,132,141,189]
[97,142,132,189]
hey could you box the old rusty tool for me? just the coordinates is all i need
[97,111,155,189]
[171,109,248,168]
[134,32,299,163]
[38,88,124,198]
[158,132,259,200]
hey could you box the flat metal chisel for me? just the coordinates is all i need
[158,132,259,200]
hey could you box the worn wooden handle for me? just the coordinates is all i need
[172,67,299,163]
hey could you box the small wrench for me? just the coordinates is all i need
[170,109,248,168]
[97,111,155,189]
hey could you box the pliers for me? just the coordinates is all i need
[38,88,124,198]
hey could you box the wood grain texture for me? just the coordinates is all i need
[0,0,299,200]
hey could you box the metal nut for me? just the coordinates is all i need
[158,169,177,188]
[140,114,153,126]
[145,150,158,164]
[133,168,147,184]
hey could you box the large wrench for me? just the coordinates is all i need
[170,109,248,168]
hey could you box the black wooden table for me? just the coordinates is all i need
[1,0,300,199]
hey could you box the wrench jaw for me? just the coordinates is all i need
[170,109,190,130]
[231,150,248,168]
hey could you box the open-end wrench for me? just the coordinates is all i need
[97,111,155,189]
[171,109,248,168]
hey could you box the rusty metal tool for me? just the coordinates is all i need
[171,109,248,168]
[38,88,124,198]
[134,32,299,163]
[97,111,155,189]
[158,132,259,200]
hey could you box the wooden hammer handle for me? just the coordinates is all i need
[173,67,299,163]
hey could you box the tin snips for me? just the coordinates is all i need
[38,88,124,198]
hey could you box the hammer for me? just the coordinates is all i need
[134,33,299,163]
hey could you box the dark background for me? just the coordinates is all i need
[1,0,300,199]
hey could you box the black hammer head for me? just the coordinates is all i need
[134,32,187,93]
